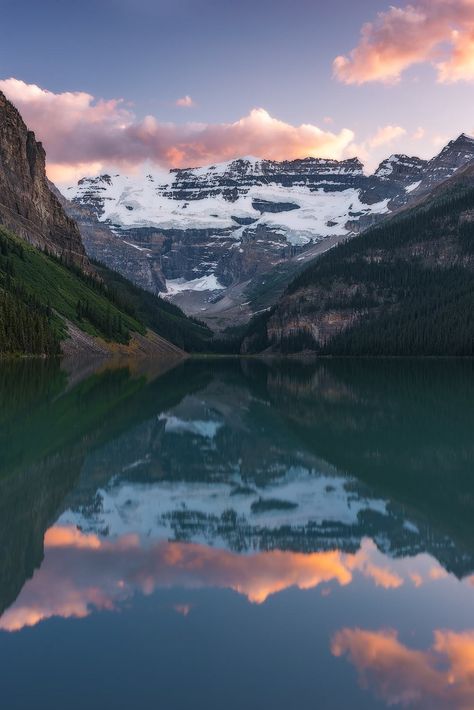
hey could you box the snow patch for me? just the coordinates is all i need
[165,274,225,294]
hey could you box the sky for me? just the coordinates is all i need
[2,0,474,183]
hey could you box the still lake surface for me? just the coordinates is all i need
[1,357,474,709]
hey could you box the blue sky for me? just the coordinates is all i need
[2,0,474,180]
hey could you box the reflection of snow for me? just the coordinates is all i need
[158,414,223,439]
[58,467,388,547]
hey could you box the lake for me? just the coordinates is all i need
[1,356,474,709]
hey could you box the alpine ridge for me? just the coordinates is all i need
[59,133,474,328]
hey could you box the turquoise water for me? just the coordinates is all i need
[1,357,474,709]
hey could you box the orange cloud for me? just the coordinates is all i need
[0,528,417,633]
[334,0,474,85]
[44,525,102,549]
[347,539,404,589]
[332,627,474,708]
[0,78,355,180]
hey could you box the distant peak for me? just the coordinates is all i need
[450,132,474,145]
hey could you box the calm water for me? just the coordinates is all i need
[1,357,474,709]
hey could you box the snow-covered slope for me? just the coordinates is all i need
[60,135,474,327]
[65,157,392,241]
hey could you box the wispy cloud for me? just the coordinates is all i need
[176,95,195,108]
[334,0,474,85]
[347,124,407,171]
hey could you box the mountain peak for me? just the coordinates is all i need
[0,91,88,266]
[454,132,474,143]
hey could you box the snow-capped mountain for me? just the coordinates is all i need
[60,134,474,328]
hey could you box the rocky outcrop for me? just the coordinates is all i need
[52,185,166,293]
[417,133,474,193]
[0,91,87,266]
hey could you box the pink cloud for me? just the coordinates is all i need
[0,78,355,182]
[347,124,407,171]
[176,95,195,108]
[1,529,423,633]
[368,124,407,149]
[332,627,474,708]
[333,0,474,85]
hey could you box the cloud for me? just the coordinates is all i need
[0,78,355,182]
[347,124,407,171]
[368,125,407,149]
[333,0,474,85]
[176,95,195,107]
[332,627,474,708]
[1,529,424,633]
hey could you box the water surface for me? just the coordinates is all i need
[1,357,474,709]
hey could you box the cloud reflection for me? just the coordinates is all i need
[332,627,474,709]
[0,528,449,633]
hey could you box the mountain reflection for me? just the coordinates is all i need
[1,357,474,708]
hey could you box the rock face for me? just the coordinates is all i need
[0,91,87,266]
[61,157,394,306]
[59,134,474,324]
[415,133,474,194]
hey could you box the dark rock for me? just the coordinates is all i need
[0,91,87,267]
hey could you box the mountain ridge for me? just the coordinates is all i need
[59,133,474,329]
[241,162,474,356]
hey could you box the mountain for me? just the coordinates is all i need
[4,357,474,617]
[59,135,474,329]
[0,90,207,357]
[0,91,87,268]
[241,161,474,355]
[411,133,474,197]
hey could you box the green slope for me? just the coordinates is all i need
[243,182,474,356]
[92,260,215,352]
[0,226,146,355]
[0,227,224,356]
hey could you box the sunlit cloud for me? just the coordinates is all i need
[332,627,474,708]
[347,539,404,589]
[0,530,418,633]
[44,525,102,549]
[334,0,474,85]
[0,78,355,181]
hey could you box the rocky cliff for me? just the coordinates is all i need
[0,91,87,266]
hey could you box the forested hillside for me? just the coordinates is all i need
[0,225,220,356]
[242,179,474,356]
[0,227,145,355]
[93,262,214,352]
